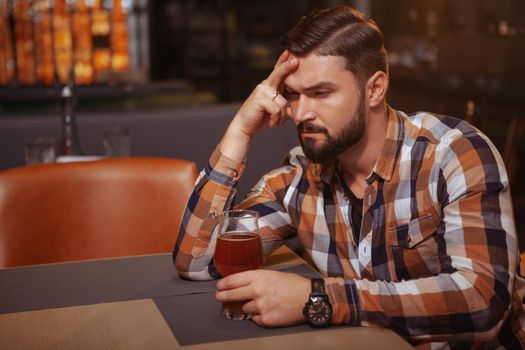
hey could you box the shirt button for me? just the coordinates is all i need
[359,243,371,259]
[365,187,377,205]
[343,195,349,201]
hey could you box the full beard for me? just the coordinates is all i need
[298,96,366,164]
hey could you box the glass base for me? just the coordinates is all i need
[222,301,251,320]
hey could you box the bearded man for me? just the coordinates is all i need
[173,5,524,349]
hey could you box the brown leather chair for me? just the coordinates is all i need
[0,157,198,268]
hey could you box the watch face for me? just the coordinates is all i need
[305,297,332,327]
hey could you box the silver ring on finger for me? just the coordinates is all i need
[272,90,280,101]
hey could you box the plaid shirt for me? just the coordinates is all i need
[174,107,525,349]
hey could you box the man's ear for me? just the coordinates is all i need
[365,71,388,108]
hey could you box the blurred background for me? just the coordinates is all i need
[0,0,523,245]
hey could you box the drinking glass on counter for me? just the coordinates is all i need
[24,137,56,165]
[103,126,130,157]
[214,210,264,320]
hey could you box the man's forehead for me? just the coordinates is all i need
[284,53,350,90]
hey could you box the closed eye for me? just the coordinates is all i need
[313,90,330,98]
[284,90,299,100]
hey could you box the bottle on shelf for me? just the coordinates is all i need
[59,70,84,156]
[13,0,35,85]
[53,0,74,84]
[33,0,55,85]
[111,0,129,73]
[91,0,111,80]
[0,0,15,85]
[72,0,94,84]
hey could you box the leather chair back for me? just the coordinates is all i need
[0,157,198,268]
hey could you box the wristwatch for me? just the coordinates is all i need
[303,278,332,327]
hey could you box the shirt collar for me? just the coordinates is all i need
[319,161,336,184]
[371,105,404,182]
[318,105,404,184]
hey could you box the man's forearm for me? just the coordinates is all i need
[327,266,514,342]
[173,148,245,280]
[218,118,253,163]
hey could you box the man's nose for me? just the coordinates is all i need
[291,95,315,124]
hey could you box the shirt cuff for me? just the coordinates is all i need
[325,277,361,325]
[206,147,246,186]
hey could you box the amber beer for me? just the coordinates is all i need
[215,232,264,276]
[214,210,263,320]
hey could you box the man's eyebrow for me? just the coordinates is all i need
[304,82,337,91]
[284,82,337,92]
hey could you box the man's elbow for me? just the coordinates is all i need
[175,265,192,280]
[462,289,511,342]
[475,295,510,335]
[173,250,191,278]
[174,254,215,281]
[174,254,193,279]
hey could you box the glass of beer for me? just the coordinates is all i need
[214,210,264,320]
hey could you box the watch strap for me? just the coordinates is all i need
[311,278,326,295]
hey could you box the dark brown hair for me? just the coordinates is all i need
[281,6,388,86]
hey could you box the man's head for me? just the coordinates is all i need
[280,6,388,163]
[281,6,387,90]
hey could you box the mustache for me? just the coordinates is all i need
[297,122,328,134]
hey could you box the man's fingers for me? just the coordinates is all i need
[236,82,288,130]
[257,84,282,104]
[216,270,258,291]
[259,93,285,128]
[274,50,290,69]
[242,298,267,315]
[250,313,274,328]
[251,314,264,326]
[265,57,299,88]
[216,284,255,302]
[273,94,288,108]
[269,105,288,128]
[274,95,289,127]
[268,113,280,128]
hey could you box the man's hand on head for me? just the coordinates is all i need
[215,269,310,327]
[219,51,299,162]
[234,51,299,135]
